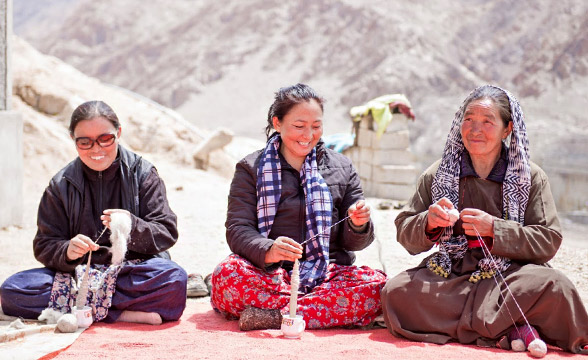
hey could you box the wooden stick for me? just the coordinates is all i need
[75,251,92,309]
[74,227,105,309]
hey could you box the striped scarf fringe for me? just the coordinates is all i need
[257,134,332,292]
[428,85,531,283]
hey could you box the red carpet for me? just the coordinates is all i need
[42,302,582,359]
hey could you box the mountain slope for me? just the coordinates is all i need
[13,0,588,210]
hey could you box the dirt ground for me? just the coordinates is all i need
[1,148,588,306]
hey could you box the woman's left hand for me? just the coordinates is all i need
[348,200,371,227]
[460,208,494,237]
[101,209,131,229]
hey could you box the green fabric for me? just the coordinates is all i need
[349,94,411,138]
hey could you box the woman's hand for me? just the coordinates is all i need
[101,209,131,229]
[460,208,494,237]
[426,197,457,232]
[264,236,303,264]
[348,200,371,227]
[66,234,99,261]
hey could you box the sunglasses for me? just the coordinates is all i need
[74,133,117,150]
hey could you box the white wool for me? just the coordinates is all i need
[56,313,78,333]
[38,308,64,324]
[109,212,132,265]
[447,208,460,225]
[8,318,26,330]
[528,338,547,358]
[510,338,526,352]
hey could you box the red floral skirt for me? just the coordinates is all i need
[210,254,386,329]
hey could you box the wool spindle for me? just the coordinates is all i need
[289,259,300,318]
[75,250,92,309]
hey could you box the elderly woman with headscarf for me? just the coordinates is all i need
[381,85,588,355]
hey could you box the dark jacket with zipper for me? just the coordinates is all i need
[226,141,374,270]
[33,145,178,273]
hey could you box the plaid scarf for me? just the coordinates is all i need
[257,134,332,292]
[428,85,531,283]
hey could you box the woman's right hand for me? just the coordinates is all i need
[66,234,100,261]
[264,236,303,264]
[426,197,457,232]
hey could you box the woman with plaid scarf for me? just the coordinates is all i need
[210,83,386,331]
[381,85,588,355]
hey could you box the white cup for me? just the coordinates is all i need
[281,314,305,339]
[73,306,93,328]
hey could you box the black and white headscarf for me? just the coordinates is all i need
[257,133,332,292]
[427,85,531,283]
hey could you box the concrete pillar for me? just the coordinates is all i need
[0,0,23,227]
[0,0,9,110]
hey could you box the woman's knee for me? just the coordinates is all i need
[154,259,188,298]
[381,272,411,299]
[514,265,576,296]
[536,267,577,297]
[0,268,55,317]
[212,254,249,286]
[141,258,188,284]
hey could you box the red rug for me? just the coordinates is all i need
[42,301,582,359]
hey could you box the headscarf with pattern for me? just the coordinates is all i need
[257,133,332,292]
[427,85,531,283]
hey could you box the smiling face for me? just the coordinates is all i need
[461,98,512,163]
[72,116,121,171]
[273,99,323,170]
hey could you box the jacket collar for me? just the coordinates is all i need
[62,145,140,191]
[460,144,508,182]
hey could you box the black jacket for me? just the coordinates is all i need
[33,145,178,273]
[226,141,374,270]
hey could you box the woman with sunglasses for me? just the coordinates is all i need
[0,101,187,325]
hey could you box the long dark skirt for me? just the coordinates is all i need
[0,258,187,322]
[381,248,588,354]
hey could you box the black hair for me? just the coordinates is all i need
[265,83,325,139]
[463,85,512,127]
[69,100,120,135]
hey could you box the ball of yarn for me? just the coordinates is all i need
[8,318,26,330]
[57,314,78,333]
[528,338,547,358]
[510,338,526,352]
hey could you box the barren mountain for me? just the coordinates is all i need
[13,0,588,210]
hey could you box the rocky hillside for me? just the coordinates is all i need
[13,0,588,210]
[11,36,245,217]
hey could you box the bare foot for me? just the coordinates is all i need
[117,310,162,325]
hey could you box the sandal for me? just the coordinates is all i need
[187,273,209,298]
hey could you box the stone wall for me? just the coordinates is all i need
[543,165,588,214]
[344,113,417,200]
